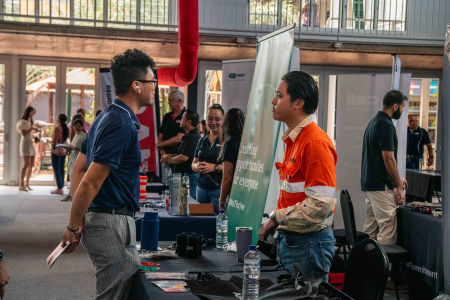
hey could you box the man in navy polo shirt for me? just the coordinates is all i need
[61,49,156,299]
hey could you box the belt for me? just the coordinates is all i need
[407,155,422,159]
[87,207,135,217]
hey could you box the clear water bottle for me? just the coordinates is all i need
[182,173,190,197]
[165,164,172,186]
[242,245,260,300]
[216,209,228,249]
[419,158,424,170]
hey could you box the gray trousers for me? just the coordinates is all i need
[81,212,140,300]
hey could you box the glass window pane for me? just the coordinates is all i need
[65,67,96,124]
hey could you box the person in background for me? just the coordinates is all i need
[407,115,433,169]
[95,110,102,119]
[16,106,39,191]
[69,111,89,142]
[361,90,408,291]
[259,71,337,287]
[198,119,208,137]
[157,90,186,159]
[0,250,9,300]
[51,114,69,195]
[61,49,156,299]
[301,0,319,27]
[62,119,87,202]
[161,109,201,199]
[192,104,224,214]
[218,108,245,210]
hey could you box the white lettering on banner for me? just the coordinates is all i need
[229,199,246,211]
[406,261,438,279]
[235,159,264,173]
[239,143,259,158]
[238,177,259,191]
[106,85,113,105]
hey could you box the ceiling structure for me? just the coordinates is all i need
[0,22,444,69]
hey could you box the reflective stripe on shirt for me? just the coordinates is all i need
[280,180,305,193]
[305,186,337,198]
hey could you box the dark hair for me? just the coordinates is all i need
[184,109,199,127]
[281,71,318,115]
[383,90,408,108]
[73,119,84,128]
[58,114,69,141]
[76,108,85,114]
[72,113,83,122]
[200,120,208,134]
[223,108,245,144]
[95,110,102,118]
[207,104,224,116]
[21,106,35,125]
[110,49,156,96]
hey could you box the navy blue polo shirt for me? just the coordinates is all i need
[81,99,141,211]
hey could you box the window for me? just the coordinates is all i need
[204,70,222,118]
[249,0,278,26]
[347,0,373,29]
[377,0,407,31]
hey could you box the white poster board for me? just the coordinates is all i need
[221,59,255,112]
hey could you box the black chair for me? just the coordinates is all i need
[342,238,389,300]
[334,190,369,261]
[340,189,411,300]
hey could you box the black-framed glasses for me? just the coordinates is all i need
[136,80,158,85]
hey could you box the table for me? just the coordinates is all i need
[405,169,441,202]
[135,198,217,241]
[397,206,444,299]
[130,244,351,300]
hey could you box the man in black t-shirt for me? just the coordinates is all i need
[161,109,201,199]
[361,90,408,246]
[407,115,433,169]
[157,90,186,157]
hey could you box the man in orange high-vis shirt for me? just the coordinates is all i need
[259,71,337,288]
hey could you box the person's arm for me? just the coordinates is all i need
[159,132,185,148]
[382,151,405,204]
[21,128,36,137]
[167,154,189,165]
[192,157,200,173]
[157,133,166,157]
[219,161,234,210]
[69,127,75,143]
[0,260,10,300]
[427,144,434,166]
[62,161,112,251]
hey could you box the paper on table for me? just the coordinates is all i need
[151,281,189,293]
[46,241,70,268]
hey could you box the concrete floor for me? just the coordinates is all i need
[0,185,408,299]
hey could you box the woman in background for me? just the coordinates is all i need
[219,108,245,210]
[192,104,224,214]
[16,106,38,191]
[198,119,208,137]
[51,114,69,195]
[61,119,87,201]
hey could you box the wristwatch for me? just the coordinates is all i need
[0,250,3,262]
[215,164,220,173]
[269,211,278,225]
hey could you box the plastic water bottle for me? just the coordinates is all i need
[165,164,172,186]
[419,158,424,170]
[242,245,260,300]
[216,209,228,249]
[182,173,190,197]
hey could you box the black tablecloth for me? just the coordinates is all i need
[136,198,216,241]
[397,206,444,299]
[130,245,351,300]
[405,169,441,201]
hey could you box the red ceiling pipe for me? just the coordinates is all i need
[157,0,199,87]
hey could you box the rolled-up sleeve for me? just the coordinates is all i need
[92,118,133,169]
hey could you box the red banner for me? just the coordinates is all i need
[137,105,158,175]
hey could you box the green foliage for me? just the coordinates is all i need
[26,65,56,87]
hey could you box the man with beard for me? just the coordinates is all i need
[361,90,408,247]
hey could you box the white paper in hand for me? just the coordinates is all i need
[46,241,70,268]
